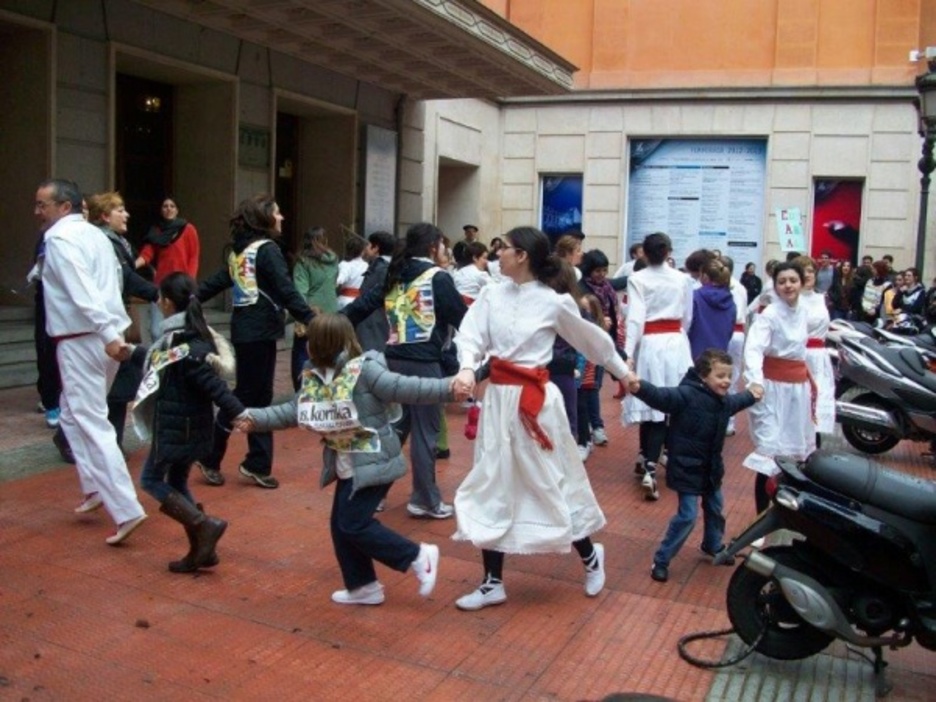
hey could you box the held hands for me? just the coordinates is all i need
[231,411,255,433]
[105,338,132,362]
[453,368,475,399]
[625,371,641,393]
[747,383,765,401]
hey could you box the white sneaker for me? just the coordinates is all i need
[105,514,148,545]
[657,450,667,467]
[412,543,439,597]
[577,444,591,462]
[455,581,507,611]
[584,543,605,597]
[75,492,103,514]
[592,427,609,446]
[641,472,660,501]
[331,581,385,606]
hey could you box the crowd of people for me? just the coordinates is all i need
[27,178,915,609]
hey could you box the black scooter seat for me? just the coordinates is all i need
[803,450,936,525]
[864,339,936,394]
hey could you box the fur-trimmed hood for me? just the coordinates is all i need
[206,327,236,382]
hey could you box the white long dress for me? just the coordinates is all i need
[801,289,835,434]
[621,264,694,424]
[453,280,628,554]
[743,299,816,476]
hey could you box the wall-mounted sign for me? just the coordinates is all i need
[540,174,583,245]
[363,125,397,235]
[627,138,767,271]
[811,180,862,265]
[239,124,271,169]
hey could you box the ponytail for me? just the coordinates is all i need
[159,273,215,349]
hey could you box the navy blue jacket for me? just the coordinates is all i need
[634,369,755,494]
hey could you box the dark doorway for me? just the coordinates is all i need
[275,111,300,265]
[115,73,174,246]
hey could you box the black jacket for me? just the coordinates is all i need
[341,259,467,363]
[198,238,312,344]
[131,328,244,464]
[355,256,390,352]
[634,369,755,494]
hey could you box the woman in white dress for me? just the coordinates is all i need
[451,227,629,611]
[792,255,835,443]
[622,233,694,500]
[743,261,816,512]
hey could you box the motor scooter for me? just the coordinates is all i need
[834,333,936,454]
[718,450,936,696]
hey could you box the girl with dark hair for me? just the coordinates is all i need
[135,196,201,341]
[336,234,369,309]
[743,261,814,512]
[792,255,835,439]
[243,314,461,606]
[195,195,314,489]
[740,262,762,305]
[342,222,468,519]
[622,232,693,500]
[292,226,339,390]
[131,272,248,572]
[450,226,629,611]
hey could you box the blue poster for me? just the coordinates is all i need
[541,175,583,242]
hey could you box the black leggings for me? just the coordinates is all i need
[481,538,595,581]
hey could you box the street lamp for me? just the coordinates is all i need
[915,57,936,274]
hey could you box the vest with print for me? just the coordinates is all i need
[297,356,379,453]
[229,239,275,308]
[385,266,441,345]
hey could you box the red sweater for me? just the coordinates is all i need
[139,223,200,284]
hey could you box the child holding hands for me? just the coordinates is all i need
[242,313,467,605]
[626,348,763,582]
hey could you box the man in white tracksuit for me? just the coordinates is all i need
[36,178,147,545]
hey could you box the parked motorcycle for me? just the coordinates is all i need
[719,451,936,695]
[834,332,936,454]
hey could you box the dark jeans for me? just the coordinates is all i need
[576,388,591,446]
[140,450,196,504]
[206,339,277,475]
[586,366,605,430]
[387,357,443,509]
[653,490,726,566]
[550,372,577,438]
[331,478,420,590]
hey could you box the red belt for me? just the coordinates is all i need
[338,287,360,298]
[763,356,817,423]
[644,319,681,334]
[489,357,553,451]
[733,323,745,332]
[51,332,92,343]
[806,338,825,349]
[461,294,475,306]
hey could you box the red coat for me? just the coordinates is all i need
[139,222,200,284]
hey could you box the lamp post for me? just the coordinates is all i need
[915,58,936,275]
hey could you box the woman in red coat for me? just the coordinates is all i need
[136,196,200,341]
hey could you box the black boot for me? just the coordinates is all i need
[159,492,227,572]
[168,504,220,573]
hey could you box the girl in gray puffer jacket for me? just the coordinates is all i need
[245,314,460,606]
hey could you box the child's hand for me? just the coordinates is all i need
[453,368,475,398]
[626,371,641,393]
[748,383,764,401]
[232,412,255,433]
[450,378,472,402]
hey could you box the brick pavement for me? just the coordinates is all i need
[1,353,934,701]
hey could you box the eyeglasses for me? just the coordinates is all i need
[34,200,59,210]
[502,245,523,254]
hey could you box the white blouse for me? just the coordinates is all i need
[452,265,491,300]
[743,299,808,386]
[624,264,694,359]
[455,279,628,377]
[800,289,830,341]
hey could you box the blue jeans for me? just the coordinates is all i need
[331,478,420,591]
[586,366,605,430]
[653,489,726,567]
[140,451,196,505]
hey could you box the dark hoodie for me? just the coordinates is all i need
[687,284,736,361]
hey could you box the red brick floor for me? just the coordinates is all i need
[1,357,935,701]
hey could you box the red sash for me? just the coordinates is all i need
[763,356,818,423]
[489,357,553,451]
[338,287,361,298]
[644,319,681,334]
[806,338,825,349]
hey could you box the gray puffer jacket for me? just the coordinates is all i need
[248,351,453,494]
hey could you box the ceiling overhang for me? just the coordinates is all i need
[131,0,577,100]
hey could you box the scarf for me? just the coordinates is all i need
[144,217,188,247]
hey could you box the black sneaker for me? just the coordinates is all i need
[650,563,669,582]
[195,461,225,486]
[701,545,736,566]
[238,463,279,489]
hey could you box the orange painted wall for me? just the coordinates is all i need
[482,0,929,89]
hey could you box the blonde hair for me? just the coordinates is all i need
[86,191,124,224]
[701,257,731,287]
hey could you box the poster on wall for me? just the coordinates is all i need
[811,180,862,265]
[626,138,767,272]
[363,125,398,236]
[540,174,583,246]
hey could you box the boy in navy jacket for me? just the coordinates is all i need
[627,349,763,582]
